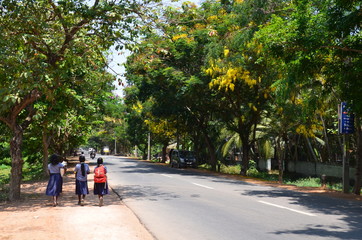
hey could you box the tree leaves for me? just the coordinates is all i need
[0,0,162,200]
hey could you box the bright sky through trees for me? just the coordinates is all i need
[108,0,204,96]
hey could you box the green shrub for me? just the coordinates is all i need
[327,182,343,191]
[0,165,10,185]
[221,164,241,175]
[0,164,10,170]
[285,177,321,187]
[0,164,10,201]
[22,161,44,181]
[188,161,344,192]
[249,171,280,181]
[0,157,11,166]
[198,163,212,170]
[0,186,8,201]
[246,167,259,176]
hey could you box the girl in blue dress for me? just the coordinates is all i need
[46,154,66,207]
[93,157,109,206]
[74,155,90,205]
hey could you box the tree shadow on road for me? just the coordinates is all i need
[242,188,362,240]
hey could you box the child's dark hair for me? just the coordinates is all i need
[49,154,60,165]
[79,155,86,176]
[97,157,103,166]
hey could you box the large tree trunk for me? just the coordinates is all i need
[276,136,286,184]
[9,125,24,201]
[240,139,250,176]
[353,117,362,195]
[0,90,41,201]
[161,142,168,163]
[203,133,217,171]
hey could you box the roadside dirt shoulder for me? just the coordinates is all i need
[0,162,154,240]
[186,167,362,202]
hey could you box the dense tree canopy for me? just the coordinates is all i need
[0,0,160,200]
[123,0,361,192]
[0,0,361,201]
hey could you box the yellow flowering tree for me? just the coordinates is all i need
[144,116,177,162]
[203,0,284,175]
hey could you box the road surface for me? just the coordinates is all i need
[102,155,362,240]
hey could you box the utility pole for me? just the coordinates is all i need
[339,102,354,194]
[342,135,350,193]
[114,138,117,155]
[134,145,138,158]
[147,132,151,160]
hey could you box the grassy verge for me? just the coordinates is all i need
[0,164,10,183]
[0,162,45,201]
[284,177,343,191]
[198,163,343,192]
[0,164,10,201]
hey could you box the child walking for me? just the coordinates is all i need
[94,157,109,207]
[74,155,90,206]
[46,154,66,207]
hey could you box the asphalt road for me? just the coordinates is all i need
[102,155,362,240]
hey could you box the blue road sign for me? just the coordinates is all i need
[339,102,354,134]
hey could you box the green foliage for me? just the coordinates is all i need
[0,0,356,195]
[0,164,11,200]
[247,171,280,182]
[122,0,361,179]
[246,160,259,176]
[1,156,44,185]
[220,164,241,175]
[124,2,224,167]
[22,161,44,182]
[0,0,164,200]
[327,182,343,192]
[0,142,11,166]
[199,163,242,175]
[285,177,322,188]
[221,133,241,157]
[199,162,344,191]
[0,165,11,184]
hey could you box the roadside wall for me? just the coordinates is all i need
[258,159,356,179]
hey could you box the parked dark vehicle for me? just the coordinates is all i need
[170,149,197,168]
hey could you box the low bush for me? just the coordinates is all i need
[0,164,10,185]
[220,164,241,175]
[184,162,345,192]
[285,177,321,187]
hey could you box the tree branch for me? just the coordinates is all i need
[10,89,41,124]
[59,0,100,56]
[0,116,11,129]
[321,45,362,54]
[48,0,69,35]
[21,104,38,130]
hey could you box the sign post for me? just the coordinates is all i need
[338,102,354,193]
